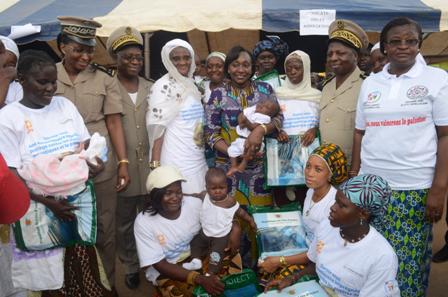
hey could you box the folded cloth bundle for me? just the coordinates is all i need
[18,154,89,197]
[18,133,108,197]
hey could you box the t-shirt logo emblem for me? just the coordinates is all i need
[316,240,324,254]
[24,120,33,133]
[406,85,428,99]
[384,279,399,294]
[367,91,381,103]
[157,234,166,246]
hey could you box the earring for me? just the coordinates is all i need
[359,218,364,226]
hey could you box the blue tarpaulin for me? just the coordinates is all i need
[0,0,121,44]
[0,0,446,45]
[263,0,447,32]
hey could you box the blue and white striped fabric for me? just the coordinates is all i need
[0,0,121,43]
[0,0,446,44]
[263,0,448,32]
[0,0,261,43]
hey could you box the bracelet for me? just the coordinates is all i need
[149,160,161,169]
[186,271,200,285]
[260,124,268,135]
[291,272,300,283]
[117,159,129,166]
[279,256,288,267]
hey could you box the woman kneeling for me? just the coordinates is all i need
[266,174,400,297]
[134,166,236,296]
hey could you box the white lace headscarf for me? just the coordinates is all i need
[275,50,321,102]
[146,39,201,159]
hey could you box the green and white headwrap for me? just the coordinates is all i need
[206,51,226,63]
[339,174,392,232]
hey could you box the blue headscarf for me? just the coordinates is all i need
[253,35,289,60]
[339,174,391,232]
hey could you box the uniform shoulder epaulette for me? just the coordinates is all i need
[321,73,335,88]
[91,63,115,77]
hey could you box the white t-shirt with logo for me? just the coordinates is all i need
[160,95,207,193]
[355,62,448,190]
[0,96,90,168]
[277,98,319,136]
[302,186,336,245]
[307,220,400,297]
[134,196,202,284]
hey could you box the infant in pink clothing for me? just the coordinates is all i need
[18,133,107,197]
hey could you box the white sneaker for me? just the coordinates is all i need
[182,258,202,270]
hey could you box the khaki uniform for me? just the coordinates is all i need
[117,77,152,197]
[116,77,152,274]
[319,66,365,164]
[55,62,123,285]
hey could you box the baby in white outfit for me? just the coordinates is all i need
[183,168,256,275]
[227,99,280,176]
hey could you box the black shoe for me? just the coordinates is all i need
[433,245,448,263]
[124,272,140,290]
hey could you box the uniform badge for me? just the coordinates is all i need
[336,20,344,30]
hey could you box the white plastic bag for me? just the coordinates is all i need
[10,237,64,291]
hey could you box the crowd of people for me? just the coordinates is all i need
[0,14,447,297]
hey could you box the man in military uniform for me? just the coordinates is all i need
[319,19,369,165]
[55,16,130,288]
[106,26,153,289]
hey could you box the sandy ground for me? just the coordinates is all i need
[115,201,448,297]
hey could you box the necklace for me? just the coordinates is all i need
[210,194,231,205]
[305,201,316,216]
[305,186,331,216]
[339,229,368,246]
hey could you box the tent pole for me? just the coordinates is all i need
[144,32,152,79]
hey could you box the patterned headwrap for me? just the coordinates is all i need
[252,35,289,60]
[339,174,392,232]
[310,143,348,185]
[206,51,226,63]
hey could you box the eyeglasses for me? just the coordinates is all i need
[118,54,144,62]
[66,45,95,55]
[386,39,420,47]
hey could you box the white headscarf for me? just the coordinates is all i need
[0,36,19,64]
[275,50,321,102]
[371,42,380,53]
[146,39,201,158]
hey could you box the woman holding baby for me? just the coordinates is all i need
[204,45,283,207]
[0,50,113,296]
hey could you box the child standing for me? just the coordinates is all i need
[258,143,348,273]
[183,168,256,275]
[227,99,280,176]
